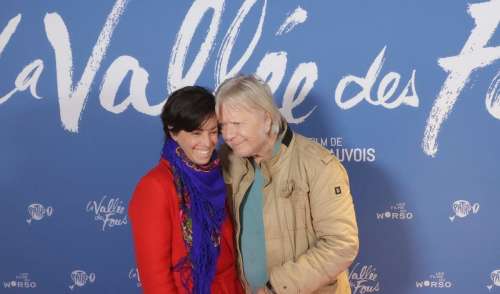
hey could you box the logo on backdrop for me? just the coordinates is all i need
[376,202,414,221]
[128,267,141,288]
[308,137,376,162]
[26,203,53,224]
[86,195,127,231]
[349,263,380,294]
[487,269,500,291]
[2,273,37,289]
[449,200,480,222]
[416,272,453,289]
[69,270,95,290]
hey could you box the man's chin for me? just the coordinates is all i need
[232,148,250,158]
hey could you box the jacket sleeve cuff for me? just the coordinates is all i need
[269,270,298,294]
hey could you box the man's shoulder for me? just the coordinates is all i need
[218,143,232,160]
[218,143,247,182]
[292,132,339,166]
[218,143,240,166]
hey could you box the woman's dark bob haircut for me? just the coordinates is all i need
[161,86,216,139]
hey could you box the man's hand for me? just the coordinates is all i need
[255,287,268,294]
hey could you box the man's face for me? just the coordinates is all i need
[218,103,271,158]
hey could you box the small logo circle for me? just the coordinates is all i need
[71,270,88,287]
[491,270,500,287]
[452,200,471,218]
[28,204,45,221]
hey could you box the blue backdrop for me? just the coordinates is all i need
[1,0,499,293]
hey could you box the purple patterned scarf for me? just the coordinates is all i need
[162,137,226,294]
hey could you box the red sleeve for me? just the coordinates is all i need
[129,174,179,294]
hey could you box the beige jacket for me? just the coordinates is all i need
[220,126,359,294]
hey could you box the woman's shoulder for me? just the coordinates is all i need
[131,159,175,200]
[128,159,178,219]
[140,158,173,184]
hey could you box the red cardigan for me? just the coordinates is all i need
[129,159,244,294]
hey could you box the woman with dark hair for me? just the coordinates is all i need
[129,86,243,294]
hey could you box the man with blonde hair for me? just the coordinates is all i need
[216,74,359,294]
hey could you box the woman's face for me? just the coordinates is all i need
[218,102,271,159]
[170,116,218,165]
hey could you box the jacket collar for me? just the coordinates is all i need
[257,123,294,184]
[281,124,293,147]
[225,122,294,187]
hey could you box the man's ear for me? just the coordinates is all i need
[264,112,272,134]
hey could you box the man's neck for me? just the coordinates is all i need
[253,133,279,164]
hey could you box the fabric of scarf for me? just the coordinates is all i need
[162,137,226,294]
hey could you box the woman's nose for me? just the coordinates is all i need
[201,132,214,147]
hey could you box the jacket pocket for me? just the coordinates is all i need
[281,181,309,230]
[280,181,314,261]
